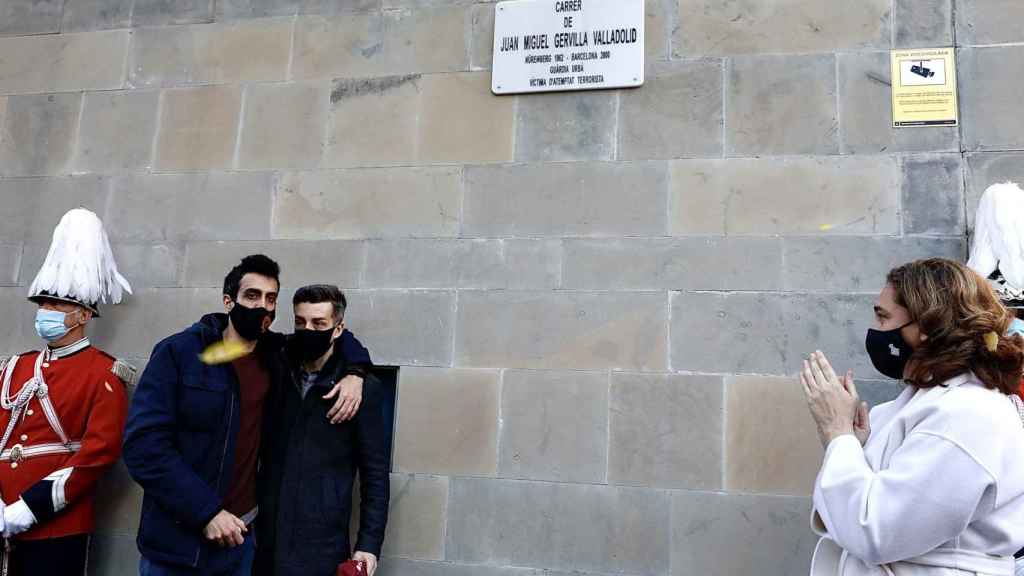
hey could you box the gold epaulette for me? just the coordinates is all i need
[111,359,138,386]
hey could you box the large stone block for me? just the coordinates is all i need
[0,93,81,177]
[783,237,965,292]
[215,0,380,20]
[393,367,499,475]
[0,243,20,286]
[454,291,668,371]
[381,7,470,75]
[0,287,36,353]
[238,82,328,169]
[0,31,128,95]
[960,46,1024,151]
[670,157,900,235]
[515,92,616,162]
[645,0,672,61]
[609,373,722,489]
[325,75,421,168]
[385,474,448,560]
[106,172,273,242]
[93,460,143,535]
[674,0,890,56]
[894,0,953,47]
[618,60,723,160]
[184,240,364,288]
[469,3,494,70]
[88,534,141,576]
[130,20,292,88]
[726,54,838,155]
[0,176,109,243]
[132,0,215,26]
[0,0,63,36]
[672,491,816,576]
[74,91,160,173]
[418,72,515,164]
[273,167,462,239]
[464,161,667,237]
[838,52,959,154]
[61,0,133,32]
[154,86,242,171]
[90,288,221,358]
[363,239,560,289]
[671,292,875,375]
[902,154,965,235]
[345,290,456,365]
[499,370,608,483]
[956,0,1024,45]
[447,478,670,574]
[965,152,1024,233]
[725,376,823,496]
[562,237,784,291]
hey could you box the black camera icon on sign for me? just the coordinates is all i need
[910,62,935,78]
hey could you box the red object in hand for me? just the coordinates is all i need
[338,560,366,576]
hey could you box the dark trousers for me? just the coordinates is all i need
[4,534,90,576]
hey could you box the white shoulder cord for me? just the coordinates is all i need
[0,350,71,455]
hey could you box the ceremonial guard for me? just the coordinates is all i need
[0,208,135,575]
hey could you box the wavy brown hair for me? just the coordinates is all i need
[887,258,1024,393]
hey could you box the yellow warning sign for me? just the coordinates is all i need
[890,47,958,127]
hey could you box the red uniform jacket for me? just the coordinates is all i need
[0,341,129,540]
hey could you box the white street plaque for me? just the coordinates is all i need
[491,0,645,95]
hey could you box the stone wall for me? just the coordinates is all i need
[0,1,1018,574]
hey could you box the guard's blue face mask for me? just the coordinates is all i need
[35,309,70,342]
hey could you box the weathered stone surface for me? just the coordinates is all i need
[61,0,133,32]
[106,172,273,242]
[618,60,723,160]
[515,92,616,162]
[130,20,292,87]
[783,237,965,292]
[238,82,328,169]
[726,54,838,155]
[0,287,36,353]
[418,72,514,164]
[956,0,1024,45]
[562,237,784,291]
[464,162,667,237]
[88,534,142,576]
[838,52,959,154]
[74,91,160,173]
[93,460,143,535]
[0,0,63,36]
[363,239,560,289]
[894,0,953,47]
[184,240,364,288]
[965,152,1024,233]
[0,93,81,177]
[455,291,668,371]
[382,7,470,75]
[671,292,875,375]
[273,167,462,239]
[393,367,499,474]
[671,157,900,235]
[0,243,20,286]
[325,75,421,168]
[0,176,109,243]
[447,478,670,574]
[645,0,672,61]
[672,491,816,576]
[469,3,494,70]
[344,290,455,366]
[90,288,222,358]
[725,376,822,496]
[386,474,448,560]
[0,31,128,95]
[960,46,1024,152]
[609,373,722,489]
[674,0,890,56]
[132,0,215,26]
[154,86,242,171]
[902,154,965,235]
[499,370,608,483]
[216,0,380,20]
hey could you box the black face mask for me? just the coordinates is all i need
[289,327,337,364]
[229,302,272,342]
[865,321,914,380]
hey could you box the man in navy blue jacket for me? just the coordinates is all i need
[123,255,372,575]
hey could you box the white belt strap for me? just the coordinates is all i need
[0,441,81,462]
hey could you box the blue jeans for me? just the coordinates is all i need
[139,528,256,576]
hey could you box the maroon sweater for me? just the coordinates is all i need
[223,353,271,518]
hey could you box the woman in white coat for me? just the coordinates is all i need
[802,258,1024,576]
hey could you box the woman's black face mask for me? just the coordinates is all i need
[865,321,914,380]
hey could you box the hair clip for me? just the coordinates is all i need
[983,331,1000,352]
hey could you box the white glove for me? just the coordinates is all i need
[2,499,36,538]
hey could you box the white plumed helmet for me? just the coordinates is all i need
[968,182,1024,308]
